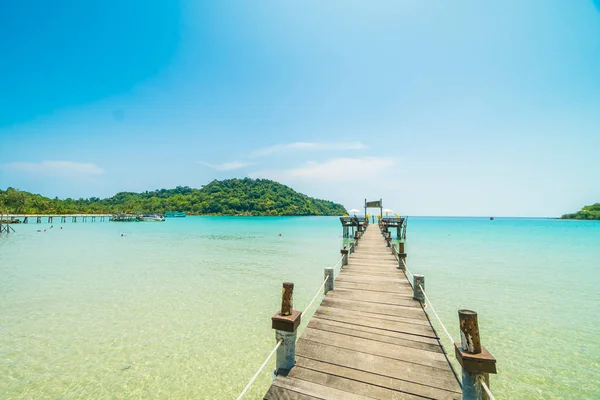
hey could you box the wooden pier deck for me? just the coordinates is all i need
[264,224,461,399]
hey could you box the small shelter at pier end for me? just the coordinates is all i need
[340,199,406,240]
[340,199,380,238]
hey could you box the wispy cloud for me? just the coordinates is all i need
[199,161,252,171]
[252,141,368,157]
[5,161,104,177]
[250,157,396,182]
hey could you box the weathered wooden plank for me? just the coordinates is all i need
[309,318,443,351]
[301,328,450,369]
[348,253,398,265]
[295,357,461,400]
[287,365,426,400]
[319,297,427,320]
[334,281,414,296]
[273,375,374,400]
[296,339,460,392]
[326,288,421,308]
[342,270,403,278]
[351,252,395,257]
[335,274,406,284]
[334,280,408,292]
[264,385,320,400]
[334,279,411,293]
[316,304,429,327]
[314,307,436,337]
[342,263,399,271]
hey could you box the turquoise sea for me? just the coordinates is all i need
[1,217,599,399]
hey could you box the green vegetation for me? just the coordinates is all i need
[561,203,600,220]
[0,178,347,216]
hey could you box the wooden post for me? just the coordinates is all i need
[385,236,392,247]
[397,253,405,270]
[398,241,407,269]
[454,310,497,400]
[272,282,301,376]
[413,275,425,302]
[324,268,334,294]
[349,242,355,254]
[341,248,349,266]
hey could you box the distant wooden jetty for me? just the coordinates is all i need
[0,212,16,233]
[3,213,112,224]
[238,199,498,400]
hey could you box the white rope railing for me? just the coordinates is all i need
[402,258,414,283]
[303,275,329,314]
[418,284,455,344]
[479,376,496,400]
[236,338,283,400]
[238,246,352,399]
[333,254,345,273]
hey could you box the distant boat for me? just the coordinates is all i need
[490,217,495,220]
[164,211,186,218]
[140,214,165,222]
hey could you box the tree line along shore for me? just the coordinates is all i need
[561,203,600,220]
[0,178,347,217]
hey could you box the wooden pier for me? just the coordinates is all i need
[264,223,463,399]
[3,214,112,223]
[0,212,16,233]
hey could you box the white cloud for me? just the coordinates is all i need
[199,161,252,171]
[250,157,396,182]
[252,141,368,157]
[5,161,104,177]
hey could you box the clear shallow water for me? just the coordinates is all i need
[1,217,599,399]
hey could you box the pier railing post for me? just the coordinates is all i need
[413,275,425,302]
[341,248,349,266]
[454,310,497,400]
[391,243,397,257]
[324,268,334,294]
[398,241,407,269]
[271,282,301,377]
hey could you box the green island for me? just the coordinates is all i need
[0,178,346,216]
[561,203,600,220]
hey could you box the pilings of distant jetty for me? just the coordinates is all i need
[4,214,113,224]
[0,211,16,233]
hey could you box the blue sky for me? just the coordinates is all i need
[1,1,599,216]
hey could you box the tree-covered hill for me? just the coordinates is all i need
[561,203,600,220]
[0,178,347,216]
